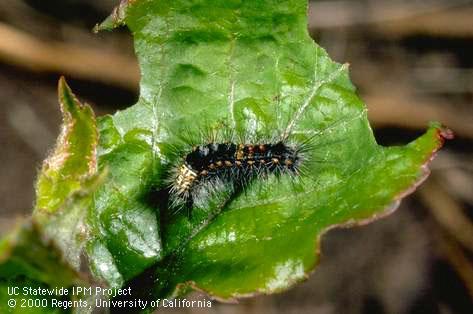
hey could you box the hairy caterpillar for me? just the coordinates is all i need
[168,140,304,210]
[164,111,351,212]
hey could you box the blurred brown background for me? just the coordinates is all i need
[0,0,472,313]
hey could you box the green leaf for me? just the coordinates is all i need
[33,77,101,271]
[0,78,100,313]
[0,223,77,314]
[35,77,98,215]
[0,223,78,289]
[90,0,451,307]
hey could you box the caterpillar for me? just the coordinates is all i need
[169,141,303,210]
[165,112,351,212]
